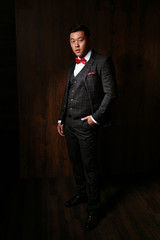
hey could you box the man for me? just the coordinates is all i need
[57,24,117,231]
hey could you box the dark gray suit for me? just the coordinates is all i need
[59,50,117,213]
[59,50,117,126]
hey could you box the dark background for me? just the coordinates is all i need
[0,0,19,178]
[1,0,160,179]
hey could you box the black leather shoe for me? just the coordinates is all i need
[85,212,99,231]
[65,195,87,207]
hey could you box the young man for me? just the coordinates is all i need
[57,25,117,231]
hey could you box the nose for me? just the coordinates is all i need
[75,40,80,47]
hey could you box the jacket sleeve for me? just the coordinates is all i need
[92,56,117,123]
[58,61,74,123]
[58,86,68,123]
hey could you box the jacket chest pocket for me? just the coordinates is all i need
[85,74,101,92]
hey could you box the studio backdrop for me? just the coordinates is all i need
[15,0,160,177]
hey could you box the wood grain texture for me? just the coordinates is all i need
[15,0,160,177]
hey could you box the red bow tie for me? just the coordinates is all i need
[75,57,86,64]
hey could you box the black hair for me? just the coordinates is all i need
[69,24,90,38]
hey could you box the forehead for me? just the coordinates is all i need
[70,31,86,39]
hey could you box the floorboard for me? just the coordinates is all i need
[1,175,160,240]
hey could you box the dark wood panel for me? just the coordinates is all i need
[15,0,160,177]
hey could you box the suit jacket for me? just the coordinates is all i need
[59,50,117,127]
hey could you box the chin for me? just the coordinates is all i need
[76,53,81,57]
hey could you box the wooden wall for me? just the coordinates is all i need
[15,0,160,177]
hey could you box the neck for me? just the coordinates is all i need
[79,49,91,59]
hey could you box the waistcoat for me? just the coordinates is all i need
[67,71,92,119]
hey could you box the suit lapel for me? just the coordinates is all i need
[82,50,97,81]
[66,60,75,86]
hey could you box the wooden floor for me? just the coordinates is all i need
[1,175,160,240]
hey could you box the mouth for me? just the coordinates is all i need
[75,49,80,53]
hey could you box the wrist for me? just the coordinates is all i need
[91,116,99,125]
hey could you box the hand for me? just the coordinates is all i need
[57,123,65,136]
[81,115,95,127]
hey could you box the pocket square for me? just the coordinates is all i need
[88,72,96,75]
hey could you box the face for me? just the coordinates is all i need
[70,31,90,58]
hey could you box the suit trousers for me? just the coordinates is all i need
[64,116,100,213]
